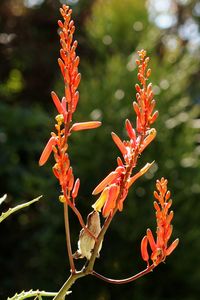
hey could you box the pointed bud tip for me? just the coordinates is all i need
[166,238,179,256]
[39,160,44,167]
[71,121,102,132]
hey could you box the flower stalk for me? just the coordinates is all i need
[39,4,101,274]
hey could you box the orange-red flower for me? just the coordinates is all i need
[92,166,125,217]
[39,5,101,207]
[135,50,158,134]
[140,178,179,266]
[92,50,158,217]
[70,121,101,132]
[39,136,57,166]
[110,50,158,164]
[38,4,178,285]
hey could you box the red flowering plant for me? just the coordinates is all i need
[38,5,179,299]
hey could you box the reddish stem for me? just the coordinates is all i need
[92,264,155,284]
[64,192,97,242]
[64,202,75,273]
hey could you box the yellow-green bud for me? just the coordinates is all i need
[59,195,65,203]
[55,114,64,125]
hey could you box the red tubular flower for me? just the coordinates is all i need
[135,50,159,134]
[146,228,156,252]
[39,5,101,209]
[92,166,125,196]
[141,236,149,265]
[72,178,80,200]
[39,137,57,166]
[92,165,126,217]
[140,178,179,266]
[38,5,103,250]
[166,239,179,256]
[139,128,157,153]
[125,119,136,143]
[127,162,154,188]
[111,132,127,156]
[51,91,66,116]
[70,121,101,132]
[102,184,120,218]
[92,50,158,217]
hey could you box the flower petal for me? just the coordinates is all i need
[111,132,127,156]
[146,228,156,252]
[166,238,179,256]
[102,184,120,218]
[39,137,57,166]
[141,236,149,262]
[51,91,66,115]
[92,171,119,195]
[128,161,154,188]
[139,128,156,153]
[92,187,109,212]
[72,178,80,199]
[125,119,136,142]
[70,121,101,132]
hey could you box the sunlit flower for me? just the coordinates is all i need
[39,5,101,207]
[92,50,158,217]
[141,177,179,266]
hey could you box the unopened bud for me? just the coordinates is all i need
[55,114,64,125]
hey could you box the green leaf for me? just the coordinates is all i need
[0,196,42,223]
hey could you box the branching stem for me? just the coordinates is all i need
[52,271,86,300]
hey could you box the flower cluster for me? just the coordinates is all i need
[92,50,158,218]
[37,5,179,297]
[134,50,159,134]
[141,177,179,266]
[39,5,101,207]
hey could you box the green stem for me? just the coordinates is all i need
[53,271,87,300]
[8,290,57,300]
[53,212,114,299]
[33,291,58,298]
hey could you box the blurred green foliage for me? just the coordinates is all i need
[0,0,200,299]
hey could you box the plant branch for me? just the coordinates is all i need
[66,197,98,242]
[53,270,86,300]
[92,264,155,284]
[64,202,75,274]
[0,196,42,224]
[53,213,114,300]
[8,290,59,300]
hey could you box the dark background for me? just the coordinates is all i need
[0,0,200,299]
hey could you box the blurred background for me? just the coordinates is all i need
[0,0,200,299]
